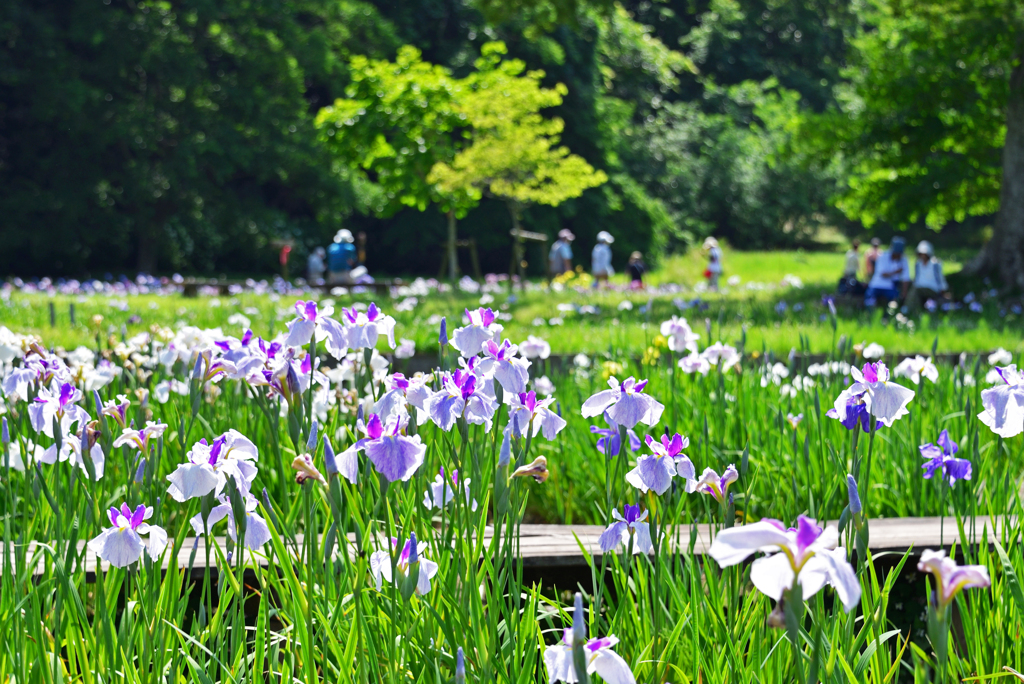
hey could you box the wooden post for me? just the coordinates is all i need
[69,303,76,326]
[48,302,56,327]
[447,209,458,282]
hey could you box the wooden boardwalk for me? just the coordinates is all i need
[6,516,1004,579]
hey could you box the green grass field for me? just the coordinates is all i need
[3,248,1019,358]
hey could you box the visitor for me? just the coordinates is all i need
[864,237,882,279]
[327,229,357,285]
[865,237,910,307]
[627,252,646,289]
[549,229,575,277]
[838,239,865,295]
[591,231,614,288]
[703,237,722,292]
[908,240,950,309]
[307,247,326,285]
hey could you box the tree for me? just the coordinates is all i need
[0,0,392,275]
[821,0,1024,288]
[428,42,607,283]
[316,46,477,281]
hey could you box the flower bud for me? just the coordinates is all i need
[306,420,319,452]
[572,592,586,644]
[1,417,8,446]
[846,474,862,515]
[323,436,337,476]
[498,431,511,468]
[134,458,147,484]
[455,647,466,684]
[439,317,448,346]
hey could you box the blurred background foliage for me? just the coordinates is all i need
[0,0,1015,278]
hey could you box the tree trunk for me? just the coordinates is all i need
[446,209,458,282]
[137,224,158,275]
[508,201,525,291]
[970,42,1024,291]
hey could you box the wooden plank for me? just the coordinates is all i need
[6,516,1004,578]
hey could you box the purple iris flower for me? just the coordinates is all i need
[349,413,425,482]
[826,397,884,432]
[190,492,272,551]
[29,381,89,438]
[450,308,503,357]
[424,370,497,432]
[709,514,860,612]
[920,430,971,486]
[978,365,1024,438]
[166,429,259,501]
[626,433,696,496]
[505,391,567,440]
[342,302,396,350]
[590,412,641,459]
[688,465,739,503]
[831,362,914,428]
[581,376,665,429]
[87,502,168,568]
[100,394,131,429]
[284,300,348,357]
[598,504,653,555]
[480,339,531,395]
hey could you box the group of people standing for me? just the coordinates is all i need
[549,229,647,289]
[841,236,949,308]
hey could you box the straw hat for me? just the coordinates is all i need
[916,240,934,256]
[334,229,354,244]
[702,236,719,250]
[558,229,576,241]
[596,231,614,244]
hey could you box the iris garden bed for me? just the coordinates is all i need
[2,296,1024,683]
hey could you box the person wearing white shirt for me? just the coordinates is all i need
[865,237,910,306]
[908,240,949,309]
[838,239,865,295]
[591,231,614,288]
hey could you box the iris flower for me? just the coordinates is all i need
[831,362,914,428]
[166,430,258,501]
[284,300,348,357]
[598,504,653,555]
[917,550,990,609]
[660,316,700,354]
[978,365,1024,438]
[425,371,497,432]
[480,339,531,395]
[375,372,433,425]
[348,413,425,482]
[688,465,739,503]
[893,355,939,385]
[370,536,439,596]
[626,434,695,496]
[505,391,567,441]
[88,503,168,568]
[100,394,131,429]
[582,377,664,429]
[518,335,551,360]
[114,421,168,458]
[341,303,396,350]
[700,342,741,371]
[450,308,503,357]
[678,352,711,375]
[920,430,971,486]
[590,412,641,458]
[422,468,477,511]
[544,594,636,684]
[709,515,861,611]
[29,382,89,437]
[190,493,272,551]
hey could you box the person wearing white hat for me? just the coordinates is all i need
[327,229,358,284]
[549,229,575,277]
[591,231,615,288]
[908,239,949,310]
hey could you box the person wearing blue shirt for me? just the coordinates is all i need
[549,229,575,276]
[327,229,357,284]
[865,237,910,306]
